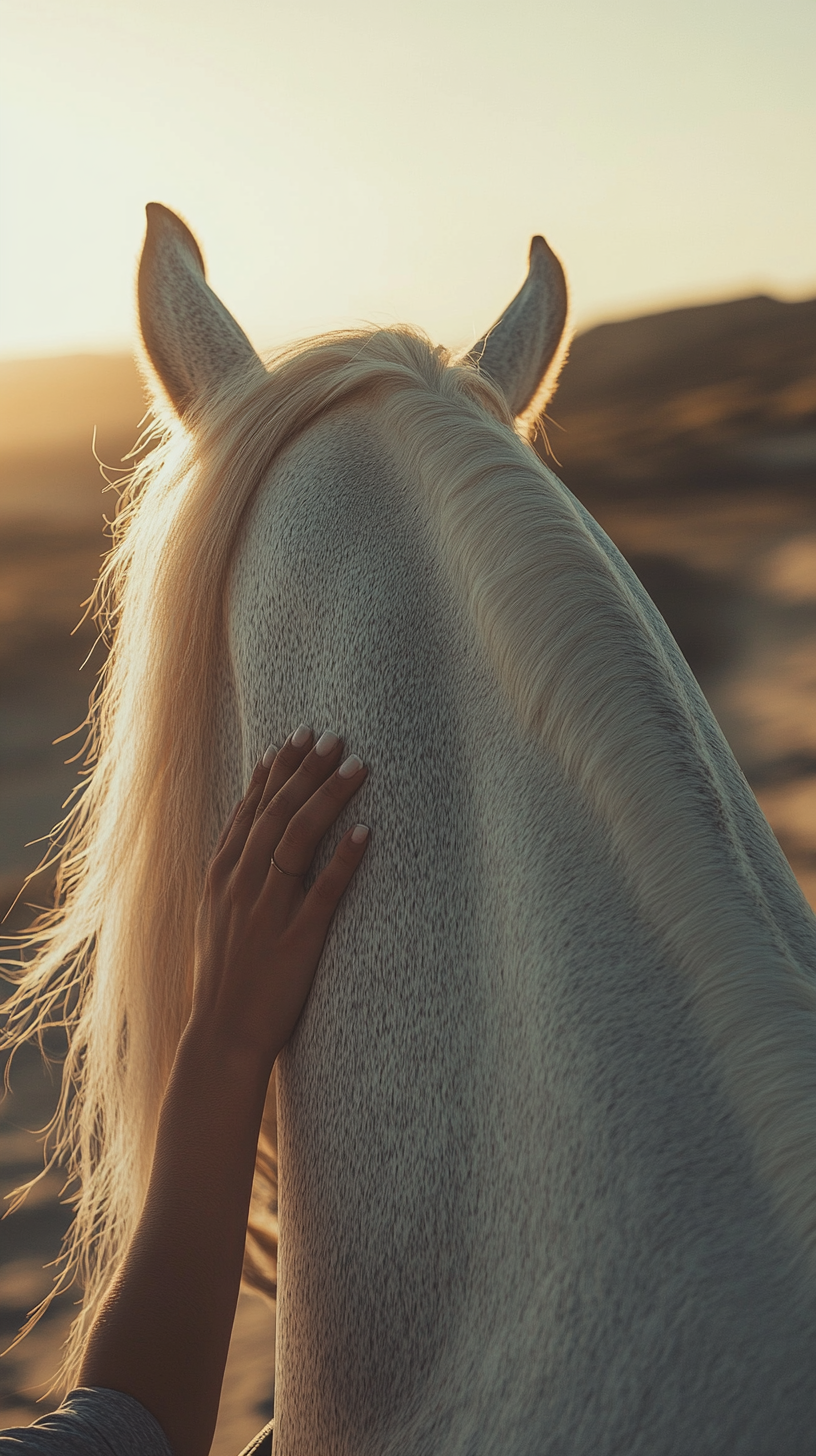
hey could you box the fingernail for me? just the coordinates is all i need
[262,742,278,768]
[351,823,369,844]
[338,754,364,779]
[315,730,340,756]
[291,723,311,748]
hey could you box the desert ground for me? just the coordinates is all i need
[1,296,815,1451]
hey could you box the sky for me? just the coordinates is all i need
[1,0,815,360]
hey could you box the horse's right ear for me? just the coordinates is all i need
[137,203,264,417]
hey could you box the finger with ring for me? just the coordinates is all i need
[271,848,304,878]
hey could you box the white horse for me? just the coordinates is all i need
[7,202,816,1454]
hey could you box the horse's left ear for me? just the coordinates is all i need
[137,202,264,417]
[463,235,569,418]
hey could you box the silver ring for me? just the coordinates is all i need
[272,848,302,878]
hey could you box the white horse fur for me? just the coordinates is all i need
[6,202,816,1453]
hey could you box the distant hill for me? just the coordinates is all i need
[548,294,816,499]
[1,292,814,528]
[0,355,146,455]
[0,355,146,527]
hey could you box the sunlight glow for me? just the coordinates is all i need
[1,0,814,358]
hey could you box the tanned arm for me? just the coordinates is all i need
[79,727,369,1456]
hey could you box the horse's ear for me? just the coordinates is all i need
[137,203,263,417]
[463,236,569,418]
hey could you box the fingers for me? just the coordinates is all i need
[244,731,355,868]
[254,725,314,818]
[211,760,269,872]
[256,750,368,880]
[301,823,370,938]
[210,725,318,873]
[211,727,368,890]
[267,729,347,830]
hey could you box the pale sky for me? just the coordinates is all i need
[1,0,814,360]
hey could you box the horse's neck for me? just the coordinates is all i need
[227,415,816,1454]
[273,726,813,1454]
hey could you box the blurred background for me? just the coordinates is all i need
[1,0,815,1450]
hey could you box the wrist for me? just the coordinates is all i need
[175,1017,274,1102]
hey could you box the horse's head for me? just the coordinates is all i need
[18,201,816,1451]
[137,200,569,423]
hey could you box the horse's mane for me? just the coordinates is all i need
[3,323,816,1388]
[0,327,526,1381]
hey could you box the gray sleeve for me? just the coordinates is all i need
[0,1387,174,1455]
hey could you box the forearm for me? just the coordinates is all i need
[77,735,368,1455]
[79,1025,271,1456]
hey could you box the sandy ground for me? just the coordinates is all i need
[1,316,814,1449]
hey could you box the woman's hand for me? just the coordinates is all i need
[191,726,369,1075]
[79,728,368,1456]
